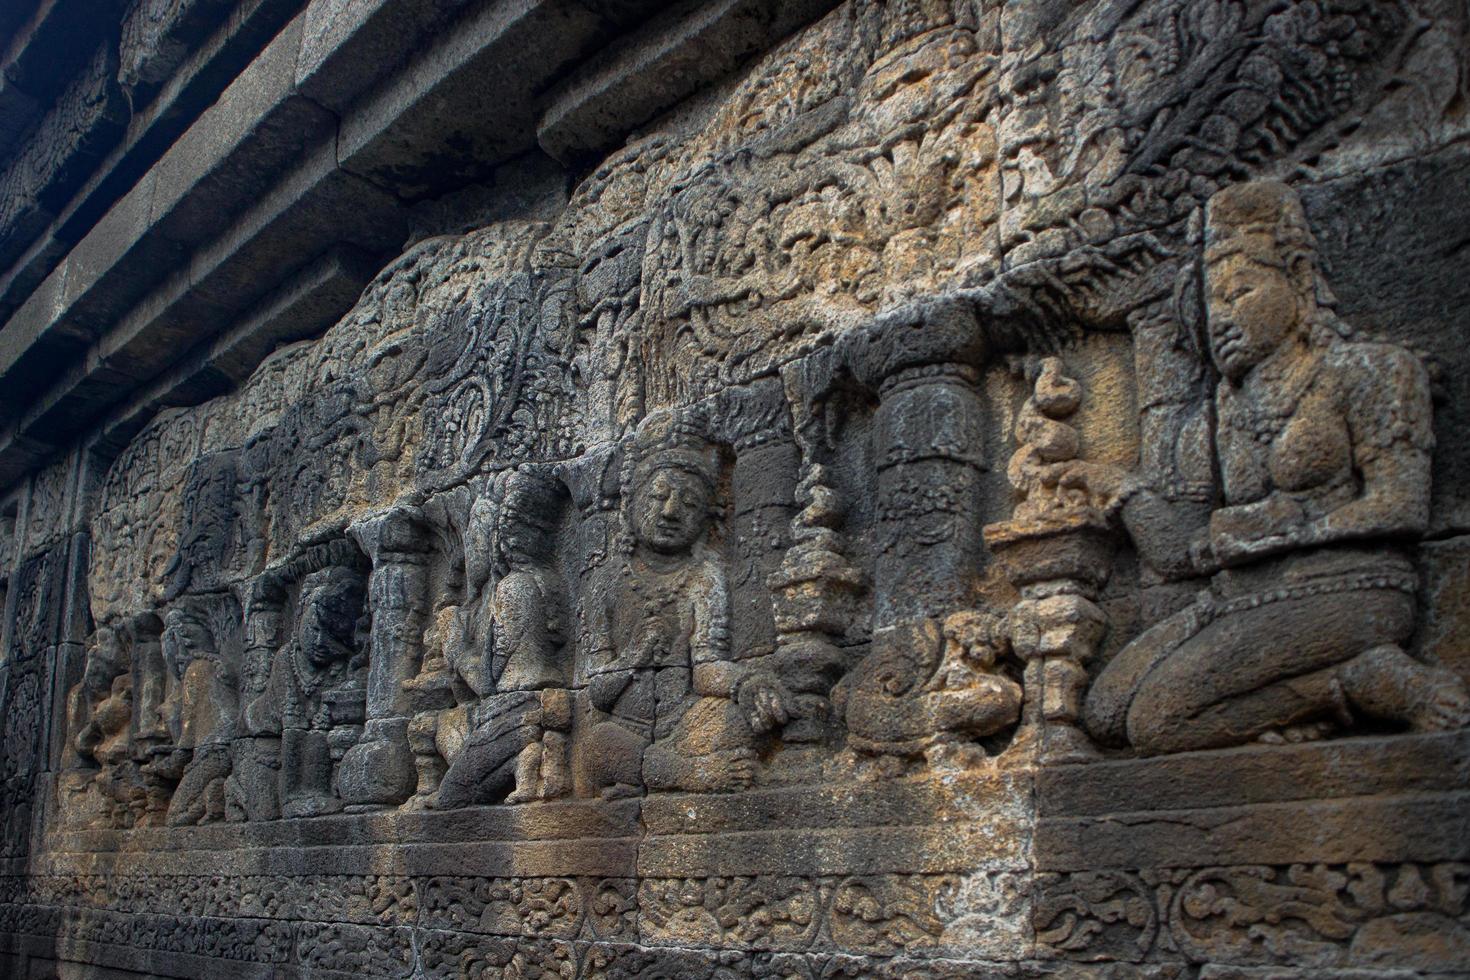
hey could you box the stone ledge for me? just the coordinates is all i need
[1035,733,1470,872]
[33,778,1033,880]
[47,796,641,853]
[1038,731,1470,817]
[0,0,308,326]
[638,774,1032,876]
[537,0,841,165]
[37,839,641,879]
[641,769,1030,834]
[639,820,1029,877]
[0,0,115,163]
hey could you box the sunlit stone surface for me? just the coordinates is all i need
[2,1,1469,976]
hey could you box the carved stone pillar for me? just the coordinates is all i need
[729,433,799,662]
[127,612,168,749]
[338,506,430,809]
[983,357,1122,763]
[701,377,802,666]
[767,358,866,743]
[992,536,1112,763]
[853,300,988,630]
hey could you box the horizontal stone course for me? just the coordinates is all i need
[3,1,1470,977]
[1038,731,1470,817]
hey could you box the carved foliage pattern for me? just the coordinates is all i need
[3,864,1466,974]
[1036,863,1470,972]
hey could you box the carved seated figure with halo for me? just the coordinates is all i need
[1086,180,1470,755]
[579,421,798,798]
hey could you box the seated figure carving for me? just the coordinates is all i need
[66,626,130,771]
[580,421,797,798]
[433,469,573,808]
[105,615,176,826]
[243,567,367,817]
[58,627,133,827]
[1086,180,1470,755]
[145,607,240,826]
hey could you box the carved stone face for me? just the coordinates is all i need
[631,468,711,555]
[298,595,347,669]
[82,629,123,689]
[497,511,537,568]
[1206,245,1301,382]
[161,618,213,679]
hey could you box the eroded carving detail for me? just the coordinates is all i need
[1087,180,1470,755]
[6,1,1468,975]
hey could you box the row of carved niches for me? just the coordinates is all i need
[58,179,1470,832]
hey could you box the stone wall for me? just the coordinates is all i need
[1,0,1469,977]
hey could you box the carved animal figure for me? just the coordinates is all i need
[835,611,1022,761]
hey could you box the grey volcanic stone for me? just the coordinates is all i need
[2,1,1470,978]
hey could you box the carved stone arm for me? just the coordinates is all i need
[1301,449,1432,548]
[1119,484,1216,579]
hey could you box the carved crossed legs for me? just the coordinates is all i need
[582,667,758,797]
[643,695,758,794]
[1087,583,1470,755]
[166,744,231,826]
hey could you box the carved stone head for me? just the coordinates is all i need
[1203,181,1319,382]
[296,567,365,669]
[632,466,713,555]
[624,420,719,556]
[161,607,215,680]
[497,468,561,569]
[84,626,124,683]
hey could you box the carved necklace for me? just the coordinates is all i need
[1227,347,1324,445]
[626,558,687,611]
[289,641,344,699]
[289,643,324,700]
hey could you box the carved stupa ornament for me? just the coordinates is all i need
[985,357,1125,763]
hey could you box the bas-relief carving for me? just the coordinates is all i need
[243,566,367,820]
[16,0,1470,971]
[1086,180,1470,755]
[62,179,1468,835]
[578,418,793,797]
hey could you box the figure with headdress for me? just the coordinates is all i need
[242,567,367,817]
[143,605,240,826]
[431,468,573,807]
[579,418,797,797]
[1087,180,1470,754]
[65,626,130,771]
[57,626,134,826]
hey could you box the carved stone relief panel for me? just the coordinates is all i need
[4,0,1470,976]
[47,0,1467,837]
